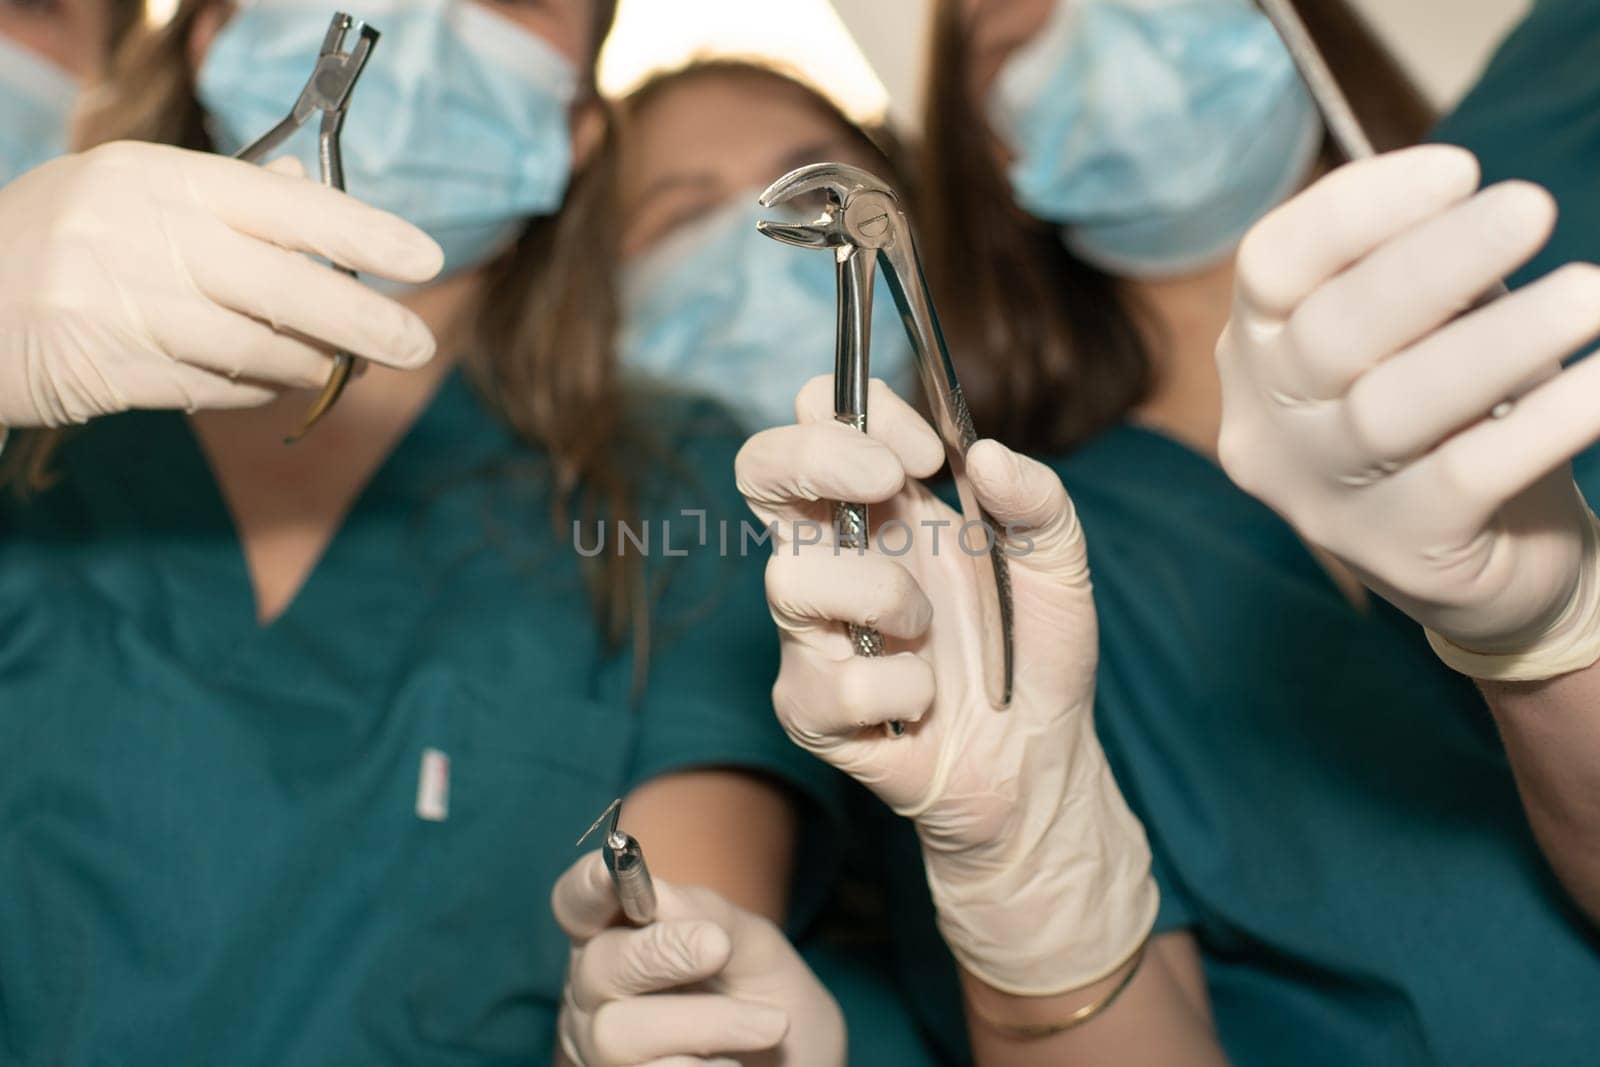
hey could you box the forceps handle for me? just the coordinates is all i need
[231,115,357,441]
[833,493,894,734]
[834,251,901,736]
[833,495,885,661]
[288,111,361,439]
[234,115,302,166]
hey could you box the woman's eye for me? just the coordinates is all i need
[656,203,712,240]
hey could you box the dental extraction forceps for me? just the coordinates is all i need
[1257,0,1514,417]
[577,798,657,924]
[758,164,1016,722]
[233,12,379,443]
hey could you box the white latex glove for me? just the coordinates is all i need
[552,851,844,1067]
[1217,145,1600,681]
[734,377,1157,997]
[0,140,444,429]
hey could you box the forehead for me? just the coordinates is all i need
[623,73,867,189]
[614,69,889,259]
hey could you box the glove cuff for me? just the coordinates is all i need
[1427,507,1600,682]
[922,726,1160,996]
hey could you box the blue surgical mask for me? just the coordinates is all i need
[0,36,76,187]
[619,193,918,432]
[988,0,1321,278]
[198,0,578,279]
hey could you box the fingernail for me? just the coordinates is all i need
[1413,144,1479,199]
[1484,182,1555,249]
[869,458,903,495]
[395,313,437,367]
[682,920,732,966]
[394,232,444,282]
[967,439,1010,487]
[371,222,443,282]
[737,1004,789,1046]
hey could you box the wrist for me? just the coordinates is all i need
[920,717,1159,995]
[961,937,1147,1039]
[1428,505,1600,682]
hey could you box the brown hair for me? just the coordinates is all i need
[920,0,1434,456]
[102,0,145,67]
[3,0,649,643]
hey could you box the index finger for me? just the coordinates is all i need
[735,421,909,531]
[178,148,445,283]
[1235,145,1481,318]
[795,375,946,480]
[569,922,733,1011]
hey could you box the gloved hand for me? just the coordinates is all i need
[0,140,443,429]
[1216,145,1600,681]
[735,377,1157,996]
[552,851,844,1067]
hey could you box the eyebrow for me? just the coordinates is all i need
[778,135,871,177]
[631,169,721,211]
[983,27,1037,65]
[629,131,876,219]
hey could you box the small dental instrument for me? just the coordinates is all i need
[757,163,1016,722]
[1256,0,1373,163]
[577,797,657,925]
[1257,0,1511,410]
[233,12,379,443]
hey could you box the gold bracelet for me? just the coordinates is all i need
[968,940,1148,1041]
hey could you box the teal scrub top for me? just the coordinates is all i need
[0,372,844,1065]
[883,426,1600,1066]
[876,9,1600,1062]
[1431,0,1600,498]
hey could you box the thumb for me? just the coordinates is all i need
[551,851,621,943]
[263,155,307,179]
[966,439,1087,579]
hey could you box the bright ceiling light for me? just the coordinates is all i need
[598,0,891,124]
[143,0,180,29]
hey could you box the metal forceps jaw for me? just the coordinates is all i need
[233,12,380,443]
[759,163,1016,715]
[577,797,657,925]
